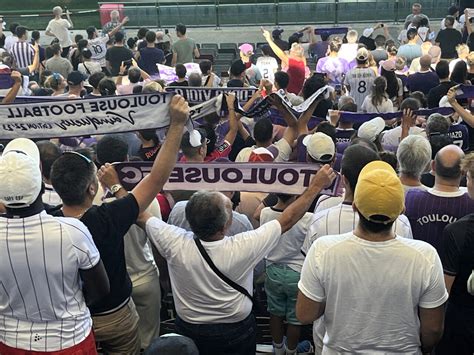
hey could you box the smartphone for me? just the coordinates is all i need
[165,29,169,35]
[123,59,133,69]
[380,24,384,27]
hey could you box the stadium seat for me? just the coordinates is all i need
[220,43,238,50]
[201,43,219,50]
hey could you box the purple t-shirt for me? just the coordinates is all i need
[406,71,440,95]
[315,56,349,85]
[405,189,474,254]
[138,47,165,76]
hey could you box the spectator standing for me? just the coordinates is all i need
[78,48,102,76]
[137,31,165,78]
[437,153,474,354]
[4,23,19,52]
[45,43,73,79]
[449,44,469,73]
[309,31,329,61]
[0,138,109,354]
[140,166,335,355]
[397,28,422,65]
[45,6,73,57]
[404,3,430,29]
[270,28,289,64]
[87,16,128,72]
[370,34,388,64]
[315,38,349,86]
[343,47,376,109]
[10,26,34,70]
[262,28,306,94]
[297,161,447,354]
[406,55,440,95]
[338,29,359,64]
[256,45,279,83]
[200,59,221,87]
[260,194,313,355]
[37,140,62,206]
[405,145,474,255]
[50,96,189,354]
[361,76,394,113]
[397,135,431,193]
[428,60,457,108]
[171,23,199,65]
[436,16,463,59]
[105,31,133,76]
[169,63,188,87]
[102,9,126,41]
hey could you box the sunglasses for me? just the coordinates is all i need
[63,150,93,164]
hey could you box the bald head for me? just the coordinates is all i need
[420,55,432,70]
[434,145,464,180]
[53,6,62,16]
[421,42,432,55]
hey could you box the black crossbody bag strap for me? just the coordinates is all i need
[194,238,255,306]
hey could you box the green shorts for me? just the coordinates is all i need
[264,264,301,325]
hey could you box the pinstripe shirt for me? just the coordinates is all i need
[10,41,34,69]
[301,203,413,255]
[0,211,100,351]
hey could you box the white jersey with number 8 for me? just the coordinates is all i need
[343,67,376,110]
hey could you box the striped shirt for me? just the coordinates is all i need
[301,203,413,255]
[10,41,34,69]
[0,211,100,351]
[42,184,62,206]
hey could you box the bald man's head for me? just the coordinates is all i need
[420,55,432,70]
[434,144,464,180]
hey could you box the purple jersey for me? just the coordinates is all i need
[405,189,474,254]
[315,56,349,85]
[335,128,355,144]
[448,124,469,151]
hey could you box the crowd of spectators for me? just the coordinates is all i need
[1,2,474,355]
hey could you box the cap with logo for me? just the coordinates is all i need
[357,117,385,142]
[272,28,284,38]
[303,132,336,163]
[354,161,404,224]
[356,47,369,61]
[181,129,208,149]
[0,138,42,208]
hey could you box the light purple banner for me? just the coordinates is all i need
[114,161,342,196]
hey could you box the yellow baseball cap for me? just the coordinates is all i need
[354,161,404,224]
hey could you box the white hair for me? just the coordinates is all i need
[53,6,62,15]
[397,135,432,178]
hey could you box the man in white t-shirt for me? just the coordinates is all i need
[0,138,109,353]
[337,29,358,64]
[301,144,414,354]
[45,6,73,57]
[140,165,336,355]
[86,16,128,70]
[297,160,448,354]
[256,45,279,83]
[260,193,313,355]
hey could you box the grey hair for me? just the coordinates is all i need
[185,191,231,240]
[188,72,202,87]
[110,10,120,16]
[53,6,62,15]
[426,113,449,135]
[397,135,432,178]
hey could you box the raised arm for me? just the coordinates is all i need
[447,86,474,127]
[1,71,22,104]
[261,27,288,66]
[65,9,74,29]
[108,16,129,38]
[131,95,188,213]
[268,95,298,145]
[222,93,240,145]
[277,165,335,233]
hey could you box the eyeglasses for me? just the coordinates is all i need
[63,150,93,164]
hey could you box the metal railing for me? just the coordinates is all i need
[2,0,455,30]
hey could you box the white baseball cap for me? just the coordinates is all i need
[357,117,385,142]
[0,138,42,208]
[363,28,374,38]
[303,132,336,163]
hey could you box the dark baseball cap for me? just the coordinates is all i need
[272,28,284,37]
[67,71,86,86]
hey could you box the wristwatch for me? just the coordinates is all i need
[110,184,123,195]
